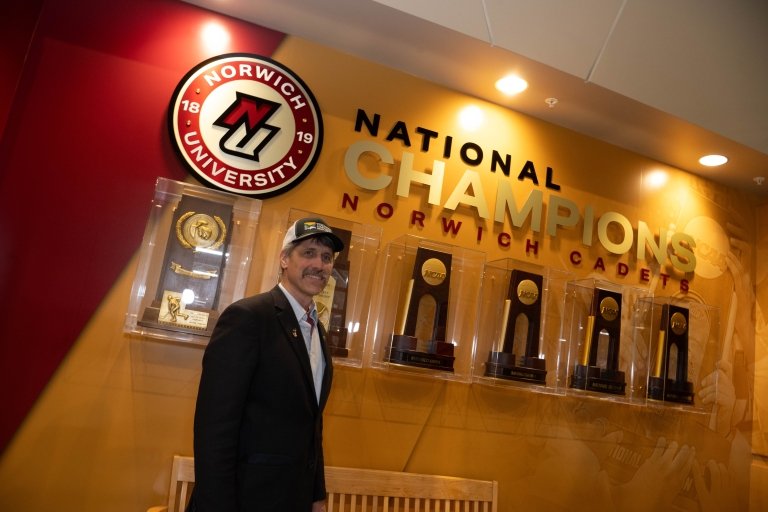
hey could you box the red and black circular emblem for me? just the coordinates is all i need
[168,53,323,197]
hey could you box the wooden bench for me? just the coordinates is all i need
[147,455,195,512]
[148,455,498,512]
[326,465,498,511]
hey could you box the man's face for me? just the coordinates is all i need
[280,237,334,307]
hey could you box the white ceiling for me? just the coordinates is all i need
[183,0,768,199]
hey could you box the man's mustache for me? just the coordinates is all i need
[303,270,328,279]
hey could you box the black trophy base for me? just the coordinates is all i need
[388,334,455,372]
[569,364,626,395]
[484,351,546,384]
[138,302,217,337]
[647,377,694,404]
[327,328,349,358]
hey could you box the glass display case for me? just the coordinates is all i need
[632,295,720,414]
[473,258,570,393]
[367,235,484,382]
[124,177,261,344]
[561,278,650,403]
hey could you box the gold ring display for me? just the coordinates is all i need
[175,211,227,250]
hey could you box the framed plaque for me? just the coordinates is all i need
[124,177,262,344]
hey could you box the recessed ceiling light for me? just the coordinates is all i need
[698,154,728,167]
[495,74,528,96]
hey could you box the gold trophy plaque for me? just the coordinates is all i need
[569,287,627,395]
[389,247,455,371]
[647,304,694,404]
[139,194,233,336]
[485,269,547,384]
[314,228,352,357]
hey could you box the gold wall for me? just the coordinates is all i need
[0,36,765,511]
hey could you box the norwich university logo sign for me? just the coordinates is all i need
[169,53,323,197]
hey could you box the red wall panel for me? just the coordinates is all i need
[0,0,285,453]
[0,1,44,139]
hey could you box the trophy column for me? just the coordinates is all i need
[485,270,547,384]
[389,247,455,371]
[139,194,233,336]
[648,304,694,404]
[569,287,627,395]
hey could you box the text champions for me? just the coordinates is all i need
[341,108,695,287]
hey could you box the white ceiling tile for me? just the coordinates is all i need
[485,0,626,78]
[590,0,768,152]
[372,0,491,42]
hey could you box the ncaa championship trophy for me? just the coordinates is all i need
[647,304,695,404]
[569,287,627,395]
[484,269,547,384]
[389,247,455,371]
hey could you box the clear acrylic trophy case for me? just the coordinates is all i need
[124,177,261,344]
[282,209,382,368]
[368,235,484,382]
[632,295,720,414]
[473,258,570,393]
[561,278,650,403]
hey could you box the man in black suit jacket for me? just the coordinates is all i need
[189,217,344,511]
